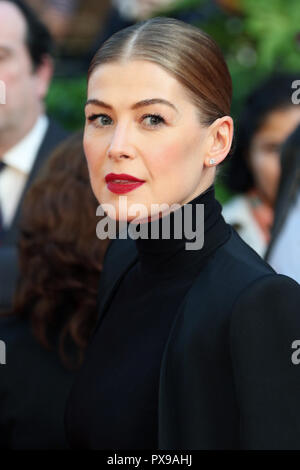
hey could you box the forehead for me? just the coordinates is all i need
[256,107,300,140]
[0,2,27,47]
[88,60,188,104]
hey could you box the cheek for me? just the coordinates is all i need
[0,61,16,81]
[0,69,19,103]
[83,136,103,200]
[148,141,188,175]
[251,153,281,188]
[267,157,280,182]
[6,61,30,88]
[260,155,279,180]
[145,133,204,193]
[83,132,105,173]
[266,159,281,198]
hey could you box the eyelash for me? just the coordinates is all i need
[87,113,166,128]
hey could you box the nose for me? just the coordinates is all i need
[107,122,136,161]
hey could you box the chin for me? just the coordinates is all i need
[102,206,138,223]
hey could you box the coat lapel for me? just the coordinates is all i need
[95,237,139,331]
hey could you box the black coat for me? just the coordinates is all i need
[0,119,69,312]
[96,227,300,450]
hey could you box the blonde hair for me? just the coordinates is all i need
[88,17,232,126]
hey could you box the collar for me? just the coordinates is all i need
[2,115,49,174]
[128,185,231,280]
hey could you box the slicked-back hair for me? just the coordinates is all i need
[88,17,232,127]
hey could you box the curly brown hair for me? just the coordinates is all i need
[12,131,110,368]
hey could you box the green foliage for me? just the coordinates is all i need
[242,0,300,71]
[156,0,206,14]
[215,181,234,205]
[47,0,300,132]
[202,0,300,116]
[46,76,86,131]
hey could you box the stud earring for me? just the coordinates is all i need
[209,159,216,165]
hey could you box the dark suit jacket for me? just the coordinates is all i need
[0,118,69,312]
[96,227,300,449]
[0,315,76,449]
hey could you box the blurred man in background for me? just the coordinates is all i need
[0,0,68,310]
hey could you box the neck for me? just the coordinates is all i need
[127,185,231,279]
[0,111,42,156]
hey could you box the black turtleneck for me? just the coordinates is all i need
[65,185,231,450]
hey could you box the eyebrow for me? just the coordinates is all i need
[85,98,178,112]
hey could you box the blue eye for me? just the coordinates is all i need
[87,113,166,128]
[142,114,165,127]
[87,114,113,127]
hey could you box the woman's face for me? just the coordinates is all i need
[84,60,215,222]
[248,106,300,206]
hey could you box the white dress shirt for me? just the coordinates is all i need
[0,115,49,228]
[269,190,300,284]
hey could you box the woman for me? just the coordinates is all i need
[65,17,300,450]
[222,74,300,257]
[0,133,110,448]
[266,124,300,283]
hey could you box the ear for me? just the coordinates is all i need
[203,116,234,168]
[33,54,54,101]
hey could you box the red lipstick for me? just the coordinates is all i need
[105,173,145,194]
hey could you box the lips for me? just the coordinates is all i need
[105,173,145,194]
[105,173,145,183]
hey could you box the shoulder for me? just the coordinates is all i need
[29,118,70,181]
[159,230,279,365]
[0,315,32,346]
[37,118,70,162]
[181,229,299,343]
[230,273,300,356]
[44,118,70,144]
[185,227,276,315]
[228,273,300,449]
